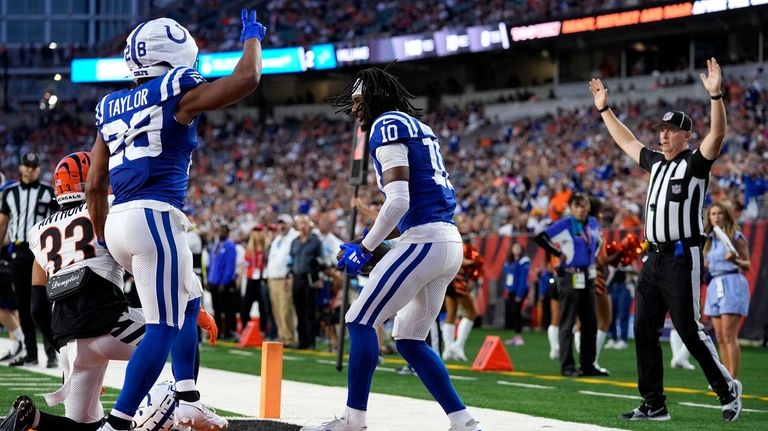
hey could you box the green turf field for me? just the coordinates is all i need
[0,329,765,430]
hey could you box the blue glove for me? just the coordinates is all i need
[240,9,267,43]
[337,242,373,276]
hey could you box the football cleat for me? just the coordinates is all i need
[449,418,482,431]
[300,416,366,431]
[0,340,24,362]
[721,380,742,422]
[175,400,228,430]
[620,403,671,421]
[0,395,37,431]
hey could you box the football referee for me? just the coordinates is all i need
[0,153,59,368]
[589,57,742,422]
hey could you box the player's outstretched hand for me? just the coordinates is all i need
[589,79,608,111]
[240,9,267,43]
[699,57,722,96]
[337,242,373,276]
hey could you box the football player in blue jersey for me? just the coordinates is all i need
[301,67,481,431]
[86,10,266,431]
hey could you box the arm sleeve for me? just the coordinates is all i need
[690,149,715,179]
[361,180,410,251]
[638,147,664,172]
[375,144,409,171]
[535,232,562,257]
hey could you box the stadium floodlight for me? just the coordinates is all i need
[49,42,57,50]
[53,74,62,81]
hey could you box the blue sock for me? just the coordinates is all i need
[114,324,179,416]
[396,339,465,414]
[171,298,200,383]
[346,323,379,411]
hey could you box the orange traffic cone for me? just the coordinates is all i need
[237,316,263,348]
[472,335,513,371]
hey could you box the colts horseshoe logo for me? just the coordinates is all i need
[165,24,187,43]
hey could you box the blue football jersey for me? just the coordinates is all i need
[369,111,456,233]
[95,67,205,209]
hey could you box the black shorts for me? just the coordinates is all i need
[544,278,559,302]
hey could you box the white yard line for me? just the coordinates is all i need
[497,381,555,390]
[579,390,642,400]
[678,402,767,413]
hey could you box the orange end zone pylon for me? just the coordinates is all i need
[260,341,283,418]
[472,335,514,372]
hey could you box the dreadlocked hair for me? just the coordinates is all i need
[329,63,420,130]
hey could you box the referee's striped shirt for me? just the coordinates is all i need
[640,147,714,243]
[1,180,59,244]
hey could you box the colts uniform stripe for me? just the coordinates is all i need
[353,243,419,324]
[161,211,180,327]
[364,243,432,325]
[145,209,167,324]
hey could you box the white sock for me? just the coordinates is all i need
[454,317,474,350]
[443,322,456,348]
[574,330,581,354]
[547,325,559,351]
[595,330,607,366]
[11,327,24,343]
[175,379,197,393]
[447,409,474,427]
[345,406,366,427]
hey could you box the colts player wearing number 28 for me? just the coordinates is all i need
[302,67,482,431]
[86,10,266,431]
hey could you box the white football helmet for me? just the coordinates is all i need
[124,18,198,80]
[133,380,177,431]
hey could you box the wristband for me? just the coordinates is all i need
[598,105,610,113]
[710,94,723,100]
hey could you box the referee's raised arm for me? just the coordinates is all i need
[589,78,644,164]
[698,57,727,160]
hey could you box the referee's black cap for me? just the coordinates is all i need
[657,110,692,132]
[20,153,40,167]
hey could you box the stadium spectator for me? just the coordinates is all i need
[289,214,323,350]
[442,234,483,362]
[207,224,239,340]
[604,261,636,351]
[243,224,275,339]
[266,213,299,347]
[590,58,742,422]
[502,242,530,346]
[703,202,751,379]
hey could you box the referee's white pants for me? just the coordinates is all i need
[345,241,462,340]
[106,205,200,328]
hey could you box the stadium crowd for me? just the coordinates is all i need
[2,0,679,68]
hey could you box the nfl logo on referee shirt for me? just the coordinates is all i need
[663,112,673,121]
[671,184,682,195]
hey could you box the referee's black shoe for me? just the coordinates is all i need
[0,395,37,431]
[579,367,609,377]
[620,403,671,421]
[721,380,742,422]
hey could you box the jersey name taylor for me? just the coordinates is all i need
[95,67,205,209]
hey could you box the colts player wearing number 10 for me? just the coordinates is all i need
[304,67,481,431]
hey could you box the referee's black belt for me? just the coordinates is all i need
[647,237,702,253]
[12,242,30,250]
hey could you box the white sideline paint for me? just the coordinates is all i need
[4,341,624,431]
